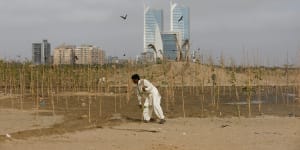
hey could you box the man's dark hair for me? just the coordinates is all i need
[131,74,140,80]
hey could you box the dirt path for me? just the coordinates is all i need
[1,116,299,150]
[0,109,63,135]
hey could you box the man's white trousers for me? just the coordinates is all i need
[143,93,165,121]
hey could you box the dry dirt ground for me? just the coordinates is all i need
[0,86,299,150]
[0,109,63,135]
[0,113,300,150]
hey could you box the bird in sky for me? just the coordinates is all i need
[120,14,128,20]
[178,16,183,22]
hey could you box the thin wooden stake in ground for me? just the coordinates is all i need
[181,66,186,118]
[247,68,252,117]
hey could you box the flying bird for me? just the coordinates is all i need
[178,16,183,22]
[120,14,127,20]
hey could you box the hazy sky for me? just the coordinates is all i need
[0,0,299,66]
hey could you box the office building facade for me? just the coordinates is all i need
[142,1,191,62]
[170,1,190,45]
[161,32,180,60]
[144,6,164,61]
[32,39,51,64]
[53,44,76,65]
[75,45,105,65]
[53,44,105,65]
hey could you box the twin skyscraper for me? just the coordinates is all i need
[144,1,190,61]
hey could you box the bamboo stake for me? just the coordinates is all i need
[114,65,117,113]
[181,64,186,118]
[41,66,44,99]
[247,68,252,117]
[217,84,220,111]
[126,62,132,104]
[258,85,261,114]
[201,78,205,117]
[50,71,55,116]
[88,95,91,123]
[235,85,240,117]
[19,67,23,110]
[211,68,216,106]
[119,66,122,109]
[35,68,39,120]
[88,65,92,123]
[98,74,102,117]
[4,62,8,95]
[275,86,278,104]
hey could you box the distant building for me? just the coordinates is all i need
[170,1,190,44]
[139,51,155,64]
[53,44,76,65]
[170,1,190,61]
[141,1,191,63]
[161,32,180,60]
[106,56,113,64]
[111,56,119,64]
[144,6,164,61]
[75,45,105,65]
[32,43,42,64]
[53,44,105,65]
[32,39,51,65]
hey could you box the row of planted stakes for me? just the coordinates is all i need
[0,61,299,122]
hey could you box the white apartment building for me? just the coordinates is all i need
[53,44,76,65]
[53,44,105,65]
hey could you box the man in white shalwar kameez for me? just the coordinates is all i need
[131,74,166,124]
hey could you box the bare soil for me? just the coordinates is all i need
[0,86,300,149]
[1,117,299,150]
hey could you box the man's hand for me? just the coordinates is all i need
[142,86,147,92]
[138,104,143,109]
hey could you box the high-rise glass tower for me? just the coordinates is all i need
[144,6,164,60]
[32,43,42,64]
[32,39,51,64]
[170,1,190,45]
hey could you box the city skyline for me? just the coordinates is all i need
[144,1,190,62]
[0,0,299,66]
